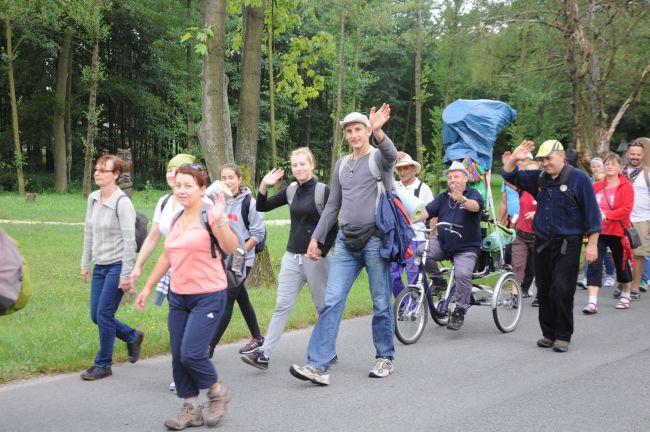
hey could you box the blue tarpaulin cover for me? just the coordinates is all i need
[442,99,517,170]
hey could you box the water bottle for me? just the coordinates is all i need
[230,248,245,276]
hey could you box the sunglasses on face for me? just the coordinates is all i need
[181,163,205,171]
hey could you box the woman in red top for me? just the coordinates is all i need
[584,153,634,314]
[136,164,239,430]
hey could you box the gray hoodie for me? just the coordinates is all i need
[225,187,265,267]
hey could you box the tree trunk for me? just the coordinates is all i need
[223,74,233,163]
[52,31,72,193]
[562,0,585,151]
[414,0,424,165]
[83,41,100,198]
[198,0,229,181]
[65,48,73,192]
[185,0,193,150]
[235,1,266,185]
[236,1,274,288]
[596,64,649,153]
[268,7,277,168]
[330,1,346,177]
[5,15,25,197]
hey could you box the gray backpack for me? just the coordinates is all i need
[0,229,32,316]
[285,181,327,215]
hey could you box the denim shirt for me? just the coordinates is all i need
[502,165,601,238]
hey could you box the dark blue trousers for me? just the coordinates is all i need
[168,289,226,398]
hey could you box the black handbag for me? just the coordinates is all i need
[341,224,378,252]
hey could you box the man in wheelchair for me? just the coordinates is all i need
[415,161,484,330]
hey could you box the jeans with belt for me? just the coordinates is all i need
[306,234,394,369]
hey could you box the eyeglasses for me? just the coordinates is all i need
[94,167,113,174]
[628,141,644,149]
[181,163,204,171]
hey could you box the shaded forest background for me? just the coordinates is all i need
[1,0,648,194]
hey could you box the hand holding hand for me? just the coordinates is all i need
[262,168,285,187]
[305,238,322,261]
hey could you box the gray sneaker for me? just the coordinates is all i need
[205,383,231,427]
[164,403,203,430]
[369,357,394,378]
[289,364,330,385]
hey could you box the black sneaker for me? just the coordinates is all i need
[447,307,465,331]
[240,350,269,370]
[239,337,264,354]
[127,329,144,363]
[613,285,622,298]
[80,365,112,381]
[531,297,539,307]
[630,291,640,301]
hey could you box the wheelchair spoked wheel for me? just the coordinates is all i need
[431,285,455,327]
[394,286,428,345]
[492,272,523,333]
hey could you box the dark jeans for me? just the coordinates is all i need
[168,289,226,399]
[210,266,262,347]
[587,234,632,286]
[90,262,136,368]
[534,236,582,342]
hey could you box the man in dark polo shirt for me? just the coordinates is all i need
[416,161,484,330]
[502,140,600,352]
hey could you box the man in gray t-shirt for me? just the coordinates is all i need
[290,103,397,385]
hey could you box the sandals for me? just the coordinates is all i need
[616,297,631,309]
[582,303,598,315]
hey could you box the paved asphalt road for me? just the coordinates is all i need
[2,288,649,432]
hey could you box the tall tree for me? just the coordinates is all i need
[82,41,101,198]
[413,0,423,165]
[330,0,346,177]
[52,31,72,193]
[4,14,26,196]
[235,0,266,184]
[198,0,230,180]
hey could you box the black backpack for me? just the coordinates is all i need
[241,194,266,253]
[116,195,148,252]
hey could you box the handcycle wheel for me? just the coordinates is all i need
[431,284,455,327]
[394,286,428,345]
[492,272,522,333]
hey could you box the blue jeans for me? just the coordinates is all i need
[90,262,136,368]
[306,234,394,369]
[168,289,226,399]
[643,257,650,283]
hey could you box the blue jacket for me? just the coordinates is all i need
[376,191,415,265]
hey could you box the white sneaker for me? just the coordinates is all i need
[603,276,616,287]
[169,381,176,392]
[369,357,394,378]
[289,364,330,385]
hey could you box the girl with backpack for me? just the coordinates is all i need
[80,154,144,381]
[240,148,338,370]
[136,163,237,429]
[208,163,266,357]
[130,153,196,304]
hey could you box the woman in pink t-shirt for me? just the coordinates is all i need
[136,164,239,429]
[584,153,634,314]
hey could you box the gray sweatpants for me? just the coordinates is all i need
[261,252,330,357]
[421,238,477,310]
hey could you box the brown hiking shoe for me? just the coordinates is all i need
[205,383,231,427]
[164,403,204,430]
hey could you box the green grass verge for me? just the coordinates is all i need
[0,221,371,383]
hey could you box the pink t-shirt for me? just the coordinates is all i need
[595,186,617,234]
[165,210,227,295]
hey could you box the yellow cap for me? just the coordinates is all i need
[167,154,195,170]
[535,140,564,158]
